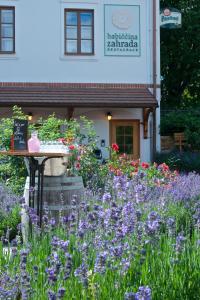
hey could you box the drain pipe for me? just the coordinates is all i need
[152,0,157,161]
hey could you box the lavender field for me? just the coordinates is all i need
[0,166,200,299]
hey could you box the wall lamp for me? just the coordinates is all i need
[107,112,112,121]
[27,112,33,121]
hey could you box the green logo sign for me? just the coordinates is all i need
[104,5,141,57]
[160,8,182,29]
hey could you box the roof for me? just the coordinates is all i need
[0,83,158,108]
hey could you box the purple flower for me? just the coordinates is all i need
[49,218,56,228]
[145,212,160,236]
[74,263,89,287]
[135,286,151,300]
[175,233,186,253]
[102,192,112,202]
[46,268,57,283]
[57,287,66,299]
[64,253,72,280]
[124,292,135,300]
[48,290,57,300]
[94,251,108,274]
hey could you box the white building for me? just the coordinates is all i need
[0,0,160,161]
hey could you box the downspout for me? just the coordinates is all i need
[152,0,157,161]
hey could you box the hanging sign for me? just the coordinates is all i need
[104,5,141,57]
[160,8,182,29]
[13,119,28,150]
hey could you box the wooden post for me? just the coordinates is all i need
[68,107,74,120]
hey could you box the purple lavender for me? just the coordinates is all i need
[124,292,135,300]
[135,286,151,300]
[57,287,66,299]
[74,263,89,287]
[46,267,58,284]
[145,212,160,236]
[102,192,112,202]
[64,253,72,280]
[175,233,186,253]
[48,289,57,300]
[94,251,108,274]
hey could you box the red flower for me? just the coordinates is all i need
[69,144,75,150]
[76,162,80,169]
[161,163,169,172]
[130,160,139,168]
[141,162,149,169]
[112,143,119,152]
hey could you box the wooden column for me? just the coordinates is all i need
[67,107,74,120]
[143,108,153,139]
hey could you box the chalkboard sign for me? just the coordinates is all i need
[13,119,28,150]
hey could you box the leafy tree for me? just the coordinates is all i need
[160,0,200,108]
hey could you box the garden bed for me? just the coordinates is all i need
[0,162,200,299]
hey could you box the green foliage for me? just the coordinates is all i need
[36,114,67,141]
[65,117,103,186]
[1,204,200,299]
[155,151,200,173]
[0,205,20,240]
[0,156,27,194]
[0,105,27,150]
[0,108,101,192]
[160,110,200,150]
[0,106,28,193]
[160,111,186,135]
[160,0,200,108]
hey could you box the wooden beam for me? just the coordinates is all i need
[143,108,154,139]
[67,107,74,120]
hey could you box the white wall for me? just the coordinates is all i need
[0,0,160,162]
[0,106,152,162]
[75,107,151,161]
[0,0,154,84]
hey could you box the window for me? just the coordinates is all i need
[64,9,94,55]
[0,7,15,53]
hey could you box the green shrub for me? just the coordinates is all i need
[0,106,28,193]
[0,105,27,150]
[36,114,67,141]
[155,151,200,173]
[160,110,200,150]
[160,111,186,136]
[0,183,21,240]
[0,205,21,241]
[0,107,101,192]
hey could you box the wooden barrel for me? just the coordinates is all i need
[22,175,84,239]
[42,176,84,220]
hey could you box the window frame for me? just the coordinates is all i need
[64,9,94,56]
[0,6,15,54]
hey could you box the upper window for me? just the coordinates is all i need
[64,9,94,55]
[0,7,15,53]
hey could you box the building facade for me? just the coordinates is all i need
[0,0,160,161]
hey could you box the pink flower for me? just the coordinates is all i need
[69,145,75,150]
[161,163,169,172]
[112,143,119,152]
[58,138,65,144]
[116,169,122,176]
